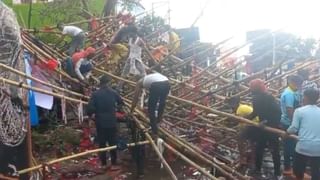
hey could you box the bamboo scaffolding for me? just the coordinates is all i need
[131,108,246,180]
[18,141,149,174]
[0,77,87,104]
[0,63,88,100]
[131,115,178,180]
[17,17,318,180]
[163,142,218,180]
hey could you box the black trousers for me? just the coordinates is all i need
[293,152,320,180]
[96,127,118,166]
[148,81,170,134]
[255,130,281,176]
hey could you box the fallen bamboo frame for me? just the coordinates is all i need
[131,106,246,180]
[18,141,149,174]
[163,142,218,180]
[131,115,178,180]
[94,66,298,140]
[0,77,87,104]
[0,63,89,100]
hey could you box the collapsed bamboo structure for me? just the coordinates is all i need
[1,4,320,180]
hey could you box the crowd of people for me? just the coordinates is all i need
[54,19,174,177]
[227,75,320,180]
[53,20,319,180]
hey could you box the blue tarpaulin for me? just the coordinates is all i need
[24,51,39,126]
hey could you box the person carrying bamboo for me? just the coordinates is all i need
[130,72,170,137]
[286,88,320,180]
[87,75,124,170]
[225,96,259,167]
[247,79,281,179]
[57,23,85,55]
[280,75,303,176]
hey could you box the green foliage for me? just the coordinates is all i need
[249,30,319,72]
[118,0,142,11]
[3,0,105,28]
[32,126,81,156]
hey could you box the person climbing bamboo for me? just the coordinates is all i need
[130,72,170,136]
[57,23,86,55]
[71,47,96,83]
[107,23,138,67]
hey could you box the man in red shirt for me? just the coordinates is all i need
[72,47,96,82]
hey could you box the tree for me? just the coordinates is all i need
[247,30,318,73]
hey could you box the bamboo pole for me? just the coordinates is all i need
[122,96,245,179]
[18,141,149,174]
[0,174,18,180]
[131,116,178,180]
[0,77,88,104]
[0,63,88,100]
[95,67,297,140]
[163,142,218,180]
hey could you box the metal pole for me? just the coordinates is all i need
[272,33,276,65]
[168,0,170,25]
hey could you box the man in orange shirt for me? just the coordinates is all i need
[71,47,96,81]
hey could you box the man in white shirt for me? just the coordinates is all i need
[57,24,85,55]
[287,88,320,180]
[130,73,170,136]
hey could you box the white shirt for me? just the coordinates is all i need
[142,73,168,89]
[62,26,83,36]
[287,105,320,157]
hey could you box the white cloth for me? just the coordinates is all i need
[74,58,85,80]
[62,26,83,36]
[143,73,168,89]
[160,32,170,44]
[157,138,164,169]
[78,102,83,124]
[61,96,67,124]
[128,38,143,75]
[31,65,54,110]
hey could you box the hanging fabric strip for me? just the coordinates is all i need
[157,138,164,169]
[61,96,67,124]
[78,101,83,124]
[140,90,145,109]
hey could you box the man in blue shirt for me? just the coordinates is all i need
[280,75,303,175]
[287,88,320,180]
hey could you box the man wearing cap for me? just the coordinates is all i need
[225,96,259,167]
[130,72,170,136]
[280,75,303,175]
[247,79,281,179]
[87,75,124,170]
[72,47,96,82]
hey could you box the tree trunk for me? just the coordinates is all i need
[103,0,117,17]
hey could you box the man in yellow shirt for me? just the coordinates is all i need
[226,96,259,167]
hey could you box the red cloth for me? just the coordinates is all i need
[90,17,99,30]
[249,79,267,93]
[116,112,126,120]
[72,47,96,65]
[118,13,135,25]
[46,59,58,71]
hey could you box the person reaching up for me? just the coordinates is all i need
[130,73,170,137]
